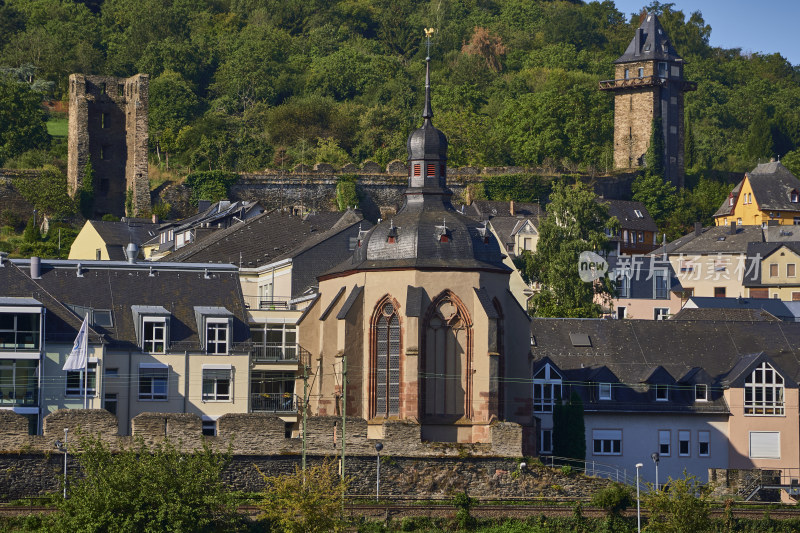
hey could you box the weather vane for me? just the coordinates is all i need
[424,28,435,58]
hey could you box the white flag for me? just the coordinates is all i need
[63,315,89,371]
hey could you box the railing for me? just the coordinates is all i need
[541,455,645,492]
[243,295,297,311]
[599,76,697,92]
[251,392,298,413]
[0,389,37,406]
[168,341,253,355]
[252,343,298,363]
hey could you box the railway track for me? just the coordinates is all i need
[2,503,799,521]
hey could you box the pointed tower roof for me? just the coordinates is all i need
[615,12,683,64]
[406,55,448,161]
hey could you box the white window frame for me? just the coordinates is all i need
[533,364,562,413]
[592,429,622,456]
[202,367,232,402]
[205,318,229,355]
[653,269,669,299]
[142,317,167,354]
[616,273,630,298]
[695,384,709,402]
[698,430,710,457]
[539,429,553,455]
[678,430,690,456]
[138,364,168,401]
[744,361,785,416]
[598,383,612,400]
[66,362,97,397]
[654,308,670,320]
[658,430,671,456]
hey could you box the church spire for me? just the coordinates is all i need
[422,27,434,120]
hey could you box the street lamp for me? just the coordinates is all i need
[651,452,660,491]
[374,442,383,502]
[635,462,643,533]
[54,428,68,499]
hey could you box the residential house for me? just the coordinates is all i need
[744,242,800,300]
[0,252,251,436]
[143,200,263,260]
[714,161,800,227]
[606,255,683,319]
[164,208,370,425]
[601,199,659,256]
[69,218,161,260]
[531,318,800,499]
[463,200,543,255]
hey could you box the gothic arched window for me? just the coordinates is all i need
[372,299,400,418]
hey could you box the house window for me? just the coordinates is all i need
[0,359,38,406]
[624,68,629,79]
[729,197,734,207]
[793,292,800,301]
[616,274,630,298]
[592,429,622,455]
[202,368,231,401]
[792,191,799,203]
[654,384,669,401]
[634,209,643,218]
[737,218,742,225]
[749,431,780,459]
[789,264,796,277]
[744,361,785,415]
[66,363,97,396]
[0,312,40,350]
[659,430,670,456]
[698,431,710,457]
[142,318,166,353]
[205,319,228,355]
[251,324,297,362]
[679,430,690,456]
[769,264,778,277]
[638,67,644,78]
[539,429,553,454]
[202,419,217,436]
[104,393,117,416]
[251,371,295,412]
[599,382,612,400]
[654,308,669,320]
[654,270,669,299]
[658,62,667,78]
[714,287,726,298]
[139,365,168,400]
[533,364,562,412]
[695,384,708,401]
[372,299,400,418]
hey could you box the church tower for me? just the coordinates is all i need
[600,12,696,188]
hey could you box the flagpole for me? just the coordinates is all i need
[83,319,88,409]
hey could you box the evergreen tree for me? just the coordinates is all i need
[526,180,616,318]
[631,171,678,226]
[746,107,774,164]
[23,216,39,243]
[684,111,696,169]
[645,116,665,178]
[79,161,95,219]
[553,391,585,461]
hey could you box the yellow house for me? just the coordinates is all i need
[70,219,159,261]
[714,161,800,227]
[745,242,800,300]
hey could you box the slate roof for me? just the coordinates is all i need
[747,161,800,211]
[743,242,800,287]
[531,318,800,414]
[88,220,161,260]
[659,225,763,255]
[713,180,742,217]
[601,199,657,232]
[465,201,542,221]
[671,307,781,322]
[682,296,796,320]
[5,258,249,350]
[615,12,683,64]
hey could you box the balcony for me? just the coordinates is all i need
[251,392,298,413]
[252,343,298,363]
[243,295,298,311]
[0,389,37,406]
[599,76,697,92]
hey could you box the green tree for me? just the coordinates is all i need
[49,435,242,533]
[23,216,39,243]
[631,171,678,226]
[526,180,616,318]
[0,76,49,166]
[185,170,238,207]
[259,460,348,533]
[645,116,666,178]
[746,107,774,164]
[591,482,633,518]
[553,391,585,461]
[149,70,198,168]
[12,165,75,219]
[643,471,712,532]
[78,160,95,219]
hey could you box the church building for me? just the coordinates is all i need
[297,54,533,445]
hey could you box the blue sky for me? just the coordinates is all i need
[612,1,800,65]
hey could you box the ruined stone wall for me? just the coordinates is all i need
[67,73,150,218]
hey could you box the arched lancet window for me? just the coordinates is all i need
[421,291,473,420]
[371,299,400,418]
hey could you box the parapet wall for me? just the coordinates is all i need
[0,410,523,458]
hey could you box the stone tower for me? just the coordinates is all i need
[600,13,696,188]
[68,74,151,217]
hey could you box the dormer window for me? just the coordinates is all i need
[195,307,233,355]
[729,196,734,207]
[435,219,449,243]
[387,221,398,244]
[533,364,562,412]
[143,318,167,353]
[695,384,708,401]
[634,209,643,218]
[791,190,799,203]
[745,361,784,415]
[599,383,612,400]
[654,384,669,401]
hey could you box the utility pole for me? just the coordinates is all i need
[302,357,309,481]
[341,354,347,482]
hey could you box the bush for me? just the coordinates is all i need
[23,216,39,243]
[590,482,633,518]
[452,491,477,530]
[336,174,359,211]
[643,472,712,533]
[185,170,238,207]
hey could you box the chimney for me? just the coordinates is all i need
[125,243,138,264]
[634,28,643,56]
[730,221,737,235]
[694,222,702,236]
[30,256,41,279]
[509,201,515,216]
[151,213,159,224]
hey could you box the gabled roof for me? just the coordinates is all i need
[640,365,674,384]
[615,12,683,64]
[747,161,800,211]
[464,201,542,221]
[672,307,781,322]
[89,219,160,250]
[661,225,763,255]
[713,180,742,217]
[601,199,657,232]
[682,296,796,320]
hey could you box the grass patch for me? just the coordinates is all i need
[46,117,68,138]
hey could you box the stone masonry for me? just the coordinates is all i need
[67,73,150,217]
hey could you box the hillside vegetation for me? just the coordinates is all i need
[1,0,800,176]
